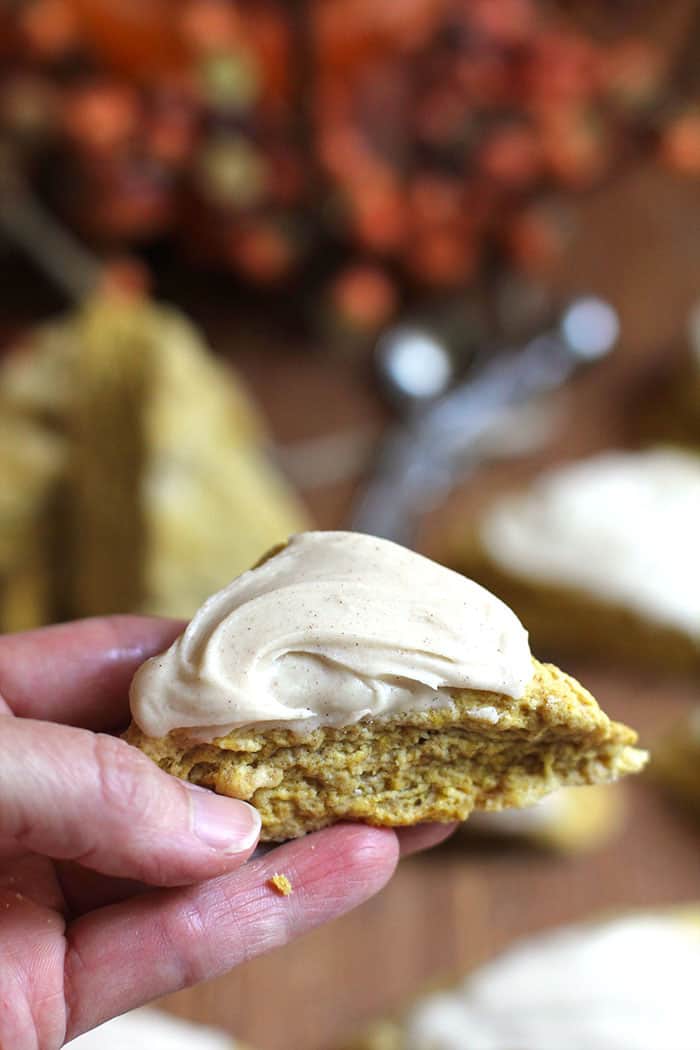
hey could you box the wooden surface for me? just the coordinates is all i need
[156,164,700,1049]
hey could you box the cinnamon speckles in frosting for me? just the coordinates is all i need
[129,531,533,740]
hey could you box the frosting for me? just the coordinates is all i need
[402,913,700,1050]
[66,1008,235,1049]
[480,448,700,637]
[130,531,532,739]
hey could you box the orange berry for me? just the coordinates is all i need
[330,265,398,330]
[507,208,568,275]
[20,0,78,58]
[660,112,700,176]
[479,125,541,188]
[61,84,139,154]
[179,0,241,53]
[229,223,297,283]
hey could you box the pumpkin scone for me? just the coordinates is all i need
[66,1006,249,1048]
[463,783,623,854]
[126,532,646,841]
[652,707,700,815]
[449,448,700,673]
[338,908,700,1050]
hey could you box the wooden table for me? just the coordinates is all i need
[157,164,700,1049]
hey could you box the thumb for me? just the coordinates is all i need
[0,716,260,885]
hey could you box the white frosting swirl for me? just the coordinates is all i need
[130,531,532,739]
[480,448,700,637]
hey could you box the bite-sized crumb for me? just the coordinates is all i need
[269,873,293,896]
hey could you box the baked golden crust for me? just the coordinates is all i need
[450,525,700,673]
[125,659,646,841]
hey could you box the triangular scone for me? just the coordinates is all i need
[0,297,307,622]
[126,658,645,841]
[126,532,646,840]
[450,449,700,674]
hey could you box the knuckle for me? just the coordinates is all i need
[91,733,151,816]
[159,891,212,987]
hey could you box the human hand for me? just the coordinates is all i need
[0,616,455,1049]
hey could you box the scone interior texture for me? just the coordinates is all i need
[126,658,644,841]
[127,533,646,841]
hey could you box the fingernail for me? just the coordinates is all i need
[188,788,261,854]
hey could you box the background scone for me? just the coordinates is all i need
[66,1006,249,1048]
[652,707,700,816]
[463,783,623,854]
[450,448,700,673]
[339,908,700,1050]
[642,303,700,450]
[0,296,307,623]
[126,532,646,841]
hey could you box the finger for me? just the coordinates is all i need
[0,888,67,1050]
[397,822,459,858]
[56,862,150,918]
[64,823,399,1040]
[0,718,261,885]
[0,616,183,730]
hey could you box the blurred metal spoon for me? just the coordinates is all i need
[350,296,619,544]
[375,325,456,413]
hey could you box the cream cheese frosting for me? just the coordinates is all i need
[479,448,700,637]
[129,531,532,739]
[402,912,700,1050]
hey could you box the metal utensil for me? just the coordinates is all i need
[350,296,619,545]
[374,325,455,412]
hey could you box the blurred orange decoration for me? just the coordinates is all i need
[0,0,698,335]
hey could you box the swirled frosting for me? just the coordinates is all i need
[129,531,532,739]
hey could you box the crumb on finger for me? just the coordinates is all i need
[268,873,293,896]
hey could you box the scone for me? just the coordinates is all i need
[125,532,646,841]
[0,415,65,632]
[450,448,700,673]
[65,1007,248,1048]
[339,908,700,1050]
[0,296,307,621]
[643,303,700,450]
[463,783,623,854]
[652,707,700,815]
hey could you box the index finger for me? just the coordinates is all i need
[0,616,184,730]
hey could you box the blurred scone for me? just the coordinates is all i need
[65,1007,249,1048]
[126,532,646,841]
[643,303,700,449]
[653,707,700,814]
[340,908,700,1050]
[0,415,65,631]
[463,783,623,853]
[0,296,307,622]
[450,448,700,672]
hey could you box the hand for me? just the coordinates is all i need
[0,617,454,1049]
